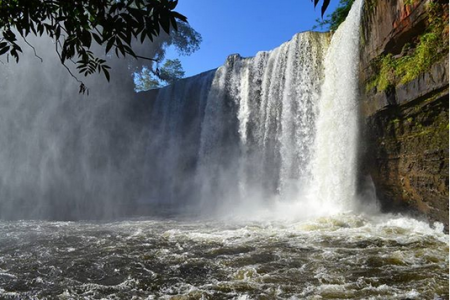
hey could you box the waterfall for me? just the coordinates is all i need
[149,0,364,216]
[145,70,215,206]
[149,32,329,213]
[0,0,364,220]
[309,0,364,214]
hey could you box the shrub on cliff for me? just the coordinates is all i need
[366,1,449,93]
[314,0,355,31]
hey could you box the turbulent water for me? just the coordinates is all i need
[0,0,448,299]
[0,216,448,299]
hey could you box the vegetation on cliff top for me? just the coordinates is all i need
[367,1,449,93]
[133,21,201,91]
[314,0,355,31]
[134,58,186,91]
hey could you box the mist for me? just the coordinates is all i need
[0,8,371,222]
[0,35,168,220]
[141,32,332,220]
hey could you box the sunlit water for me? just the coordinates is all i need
[0,214,447,299]
[0,1,448,299]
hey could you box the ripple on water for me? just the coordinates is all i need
[0,214,448,299]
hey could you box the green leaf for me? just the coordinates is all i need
[171,12,187,22]
[322,0,331,16]
[103,67,110,81]
[140,32,146,43]
[168,0,178,10]
[81,30,92,48]
[159,14,171,34]
[170,16,178,31]
[0,45,10,56]
[92,32,103,44]
[55,25,61,39]
[105,38,115,54]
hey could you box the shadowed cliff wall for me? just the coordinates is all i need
[359,0,449,229]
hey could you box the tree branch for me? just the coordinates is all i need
[134,55,159,62]
[55,40,89,94]
[22,36,43,63]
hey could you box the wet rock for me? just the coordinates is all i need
[359,0,449,231]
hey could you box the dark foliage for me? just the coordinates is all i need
[133,21,201,91]
[312,0,334,17]
[0,0,187,93]
[314,0,354,31]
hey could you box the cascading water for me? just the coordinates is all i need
[0,0,364,218]
[146,0,369,217]
[148,0,364,217]
[1,1,447,298]
[144,70,215,207]
[308,0,364,215]
[148,32,329,213]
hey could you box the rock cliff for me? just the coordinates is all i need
[359,0,449,229]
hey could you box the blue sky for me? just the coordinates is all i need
[169,0,339,77]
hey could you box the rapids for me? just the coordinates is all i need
[0,0,448,299]
[0,216,447,299]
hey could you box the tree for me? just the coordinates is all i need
[134,66,161,91]
[1,0,334,93]
[133,20,201,91]
[159,59,184,83]
[0,0,188,93]
[134,58,184,90]
[314,0,354,31]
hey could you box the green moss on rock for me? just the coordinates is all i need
[366,2,449,93]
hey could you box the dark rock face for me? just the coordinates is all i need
[365,78,449,225]
[360,0,449,229]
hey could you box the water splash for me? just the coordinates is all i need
[151,32,329,213]
[151,0,365,218]
[1,215,447,298]
[308,0,364,215]
[0,0,366,220]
